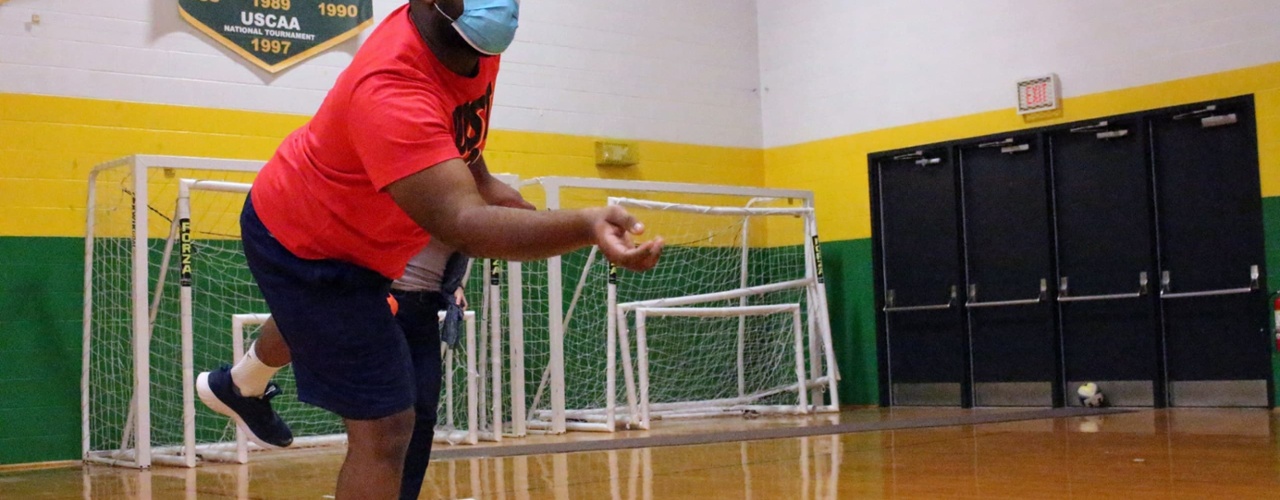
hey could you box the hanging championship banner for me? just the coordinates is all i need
[179,0,374,73]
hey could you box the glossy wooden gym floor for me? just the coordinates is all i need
[3,408,1277,499]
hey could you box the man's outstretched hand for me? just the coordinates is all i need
[589,206,663,272]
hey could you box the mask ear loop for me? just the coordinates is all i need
[433,1,458,23]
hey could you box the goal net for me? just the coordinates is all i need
[512,178,837,433]
[85,157,510,467]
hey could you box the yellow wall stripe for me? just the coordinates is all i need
[7,59,1280,241]
[764,61,1280,241]
[0,94,762,238]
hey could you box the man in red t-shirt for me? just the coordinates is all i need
[194,1,663,497]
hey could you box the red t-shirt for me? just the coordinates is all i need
[251,4,498,279]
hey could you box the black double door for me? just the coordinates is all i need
[875,97,1269,408]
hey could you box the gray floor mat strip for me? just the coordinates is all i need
[432,407,1131,460]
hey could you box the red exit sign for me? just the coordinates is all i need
[1016,74,1060,115]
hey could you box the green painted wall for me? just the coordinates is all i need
[820,239,878,406]
[1264,197,1280,403]
[2,197,1277,465]
[0,237,84,465]
[0,236,875,465]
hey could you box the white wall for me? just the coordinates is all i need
[757,0,1280,147]
[21,0,1273,150]
[0,0,763,148]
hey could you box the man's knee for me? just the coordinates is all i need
[346,408,416,461]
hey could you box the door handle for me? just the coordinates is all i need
[966,279,1048,308]
[1159,265,1259,299]
[883,286,957,313]
[1057,272,1149,303]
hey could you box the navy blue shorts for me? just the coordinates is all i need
[241,194,414,420]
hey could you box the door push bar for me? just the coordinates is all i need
[1160,265,1259,299]
[965,279,1048,308]
[883,286,957,313]
[1057,273,1149,303]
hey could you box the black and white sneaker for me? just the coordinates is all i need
[196,366,294,448]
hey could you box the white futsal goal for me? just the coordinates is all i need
[513,178,838,433]
[84,156,508,468]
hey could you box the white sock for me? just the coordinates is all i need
[229,342,283,398]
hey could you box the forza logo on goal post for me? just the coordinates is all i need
[179,0,373,73]
[811,235,825,284]
[179,218,193,287]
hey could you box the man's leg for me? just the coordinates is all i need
[249,318,292,366]
[341,409,416,500]
[197,318,296,448]
[229,192,416,494]
[228,318,290,397]
[196,195,296,448]
[394,291,446,500]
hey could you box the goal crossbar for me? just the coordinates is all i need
[608,197,814,217]
[632,304,803,318]
[616,278,815,311]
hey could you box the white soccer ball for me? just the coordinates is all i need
[1077,382,1105,408]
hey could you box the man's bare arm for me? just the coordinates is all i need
[387,158,662,270]
[469,155,535,210]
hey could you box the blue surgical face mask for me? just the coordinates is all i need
[434,0,520,56]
